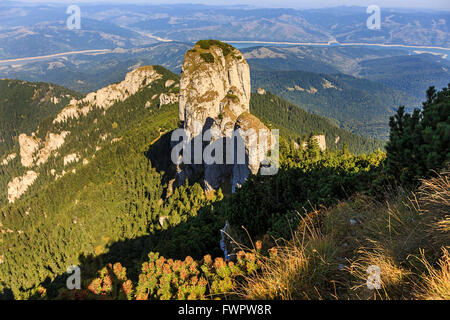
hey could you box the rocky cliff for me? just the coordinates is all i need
[179,40,251,139]
[176,40,275,192]
[6,66,166,203]
[54,66,162,124]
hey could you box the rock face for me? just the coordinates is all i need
[19,131,70,168]
[175,40,275,192]
[36,132,70,166]
[232,112,274,192]
[314,135,327,151]
[54,66,162,124]
[302,135,327,151]
[179,41,250,139]
[159,93,178,106]
[18,134,39,168]
[9,66,164,203]
[63,153,80,166]
[7,171,39,203]
[1,153,16,166]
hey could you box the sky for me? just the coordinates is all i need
[17,0,450,10]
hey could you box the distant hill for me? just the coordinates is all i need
[1,3,448,62]
[243,45,450,106]
[0,43,190,94]
[251,70,417,140]
[301,6,450,47]
[0,17,155,60]
[357,54,450,101]
[242,45,409,75]
[251,91,384,154]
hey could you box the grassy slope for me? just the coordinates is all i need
[239,171,450,300]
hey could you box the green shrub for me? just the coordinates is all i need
[226,93,239,102]
[196,40,235,57]
[200,53,215,63]
[58,251,261,300]
[385,85,450,187]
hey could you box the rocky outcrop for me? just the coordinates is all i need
[159,93,178,106]
[18,134,39,168]
[7,171,39,203]
[165,80,175,88]
[314,135,326,151]
[302,135,327,151]
[19,131,70,168]
[232,112,275,192]
[179,41,250,139]
[35,132,70,166]
[175,40,276,192]
[63,153,80,166]
[54,66,162,124]
[1,153,16,166]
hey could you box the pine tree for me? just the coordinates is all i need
[385,85,450,187]
[306,136,321,160]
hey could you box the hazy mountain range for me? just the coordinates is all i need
[0,2,449,60]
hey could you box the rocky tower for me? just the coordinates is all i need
[179,40,251,138]
[176,40,275,191]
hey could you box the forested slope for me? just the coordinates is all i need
[0,65,386,299]
[251,91,384,154]
[0,80,81,156]
[251,70,416,140]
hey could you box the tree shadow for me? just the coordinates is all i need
[28,151,382,299]
[0,288,14,300]
[31,200,226,299]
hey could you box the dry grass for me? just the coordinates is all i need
[238,212,340,300]
[413,248,450,300]
[415,170,450,247]
[236,170,450,300]
[348,245,413,299]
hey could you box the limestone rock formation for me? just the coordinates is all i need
[159,93,178,106]
[35,131,70,166]
[232,112,275,192]
[63,153,80,166]
[314,135,327,151]
[175,40,276,192]
[1,153,16,166]
[165,80,175,88]
[179,41,250,139]
[18,134,39,168]
[18,131,70,168]
[302,135,327,151]
[54,66,162,124]
[7,171,39,203]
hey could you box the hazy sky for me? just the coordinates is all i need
[18,0,450,10]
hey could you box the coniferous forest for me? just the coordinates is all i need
[0,3,449,302]
[0,62,448,299]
